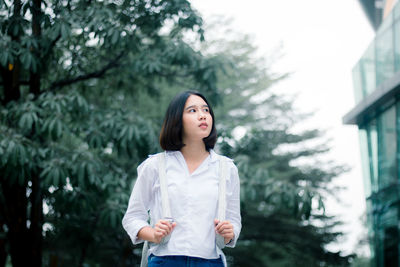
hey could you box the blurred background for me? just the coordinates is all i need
[0,0,398,266]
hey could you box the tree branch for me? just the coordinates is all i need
[47,52,124,91]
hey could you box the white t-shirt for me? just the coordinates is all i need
[122,149,241,259]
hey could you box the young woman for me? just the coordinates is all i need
[122,91,241,267]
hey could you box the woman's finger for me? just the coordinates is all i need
[161,220,174,231]
[156,223,169,232]
[216,220,230,227]
[217,223,232,230]
[216,222,232,232]
[171,222,177,229]
[156,221,172,232]
[155,228,168,237]
[217,226,232,233]
[219,229,233,236]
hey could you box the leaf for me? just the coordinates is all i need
[31,57,38,73]
[40,165,52,179]
[16,143,27,165]
[43,168,53,187]
[118,126,127,140]
[20,50,32,70]
[87,164,95,184]
[48,118,56,137]
[0,51,9,67]
[78,162,86,187]
[53,168,60,187]
[6,140,15,163]
[50,22,61,40]
[111,30,119,45]
[19,113,33,131]
[55,119,62,138]
[127,125,134,141]
[38,148,47,158]
[60,22,71,39]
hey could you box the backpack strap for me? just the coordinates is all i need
[140,241,149,267]
[216,156,228,249]
[157,152,171,218]
[140,152,171,267]
[217,156,227,221]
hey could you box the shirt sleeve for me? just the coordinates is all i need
[225,161,241,248]
[122,156,157,245]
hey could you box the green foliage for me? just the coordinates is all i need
[0,89,164,266]
[0,0,221,266]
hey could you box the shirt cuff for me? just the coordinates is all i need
[125,220,149,245]
[225,226,240,248]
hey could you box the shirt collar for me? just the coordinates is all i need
[209,149,220,163]
[165,149,220,163]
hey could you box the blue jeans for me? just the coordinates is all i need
[148,254,224,267]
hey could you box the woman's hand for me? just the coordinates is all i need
[152,219,176,244]
[214,219,234,244]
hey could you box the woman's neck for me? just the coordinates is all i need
[180,139,209,161]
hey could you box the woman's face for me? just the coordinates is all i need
[182,95,213,142]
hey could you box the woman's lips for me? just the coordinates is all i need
[199,123,208,129]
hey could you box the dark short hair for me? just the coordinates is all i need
[159,91,217,151]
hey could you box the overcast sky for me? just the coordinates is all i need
[190,0,375,255]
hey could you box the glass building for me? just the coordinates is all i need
[343,0,400,266]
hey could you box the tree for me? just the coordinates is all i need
[0,1,220,266]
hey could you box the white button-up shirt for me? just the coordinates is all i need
[122,149,241,259]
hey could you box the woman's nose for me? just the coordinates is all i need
[198,111,206,119]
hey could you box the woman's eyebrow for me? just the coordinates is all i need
[184,105,209,110]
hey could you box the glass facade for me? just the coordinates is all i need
[352,4,400,266]
[352,1,400,104]
[359,103,400,267]
[376,13,394,87]
[377,106,397,189]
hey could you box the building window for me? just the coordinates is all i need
[362,43,377,96]
[368,119,379,193]
[378,105,397,190]
[394,18,400,71]
[376,23,395,87]
[360,128,372,197]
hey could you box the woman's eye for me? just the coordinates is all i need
[189,109,196,113]
[204,108,209,112]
